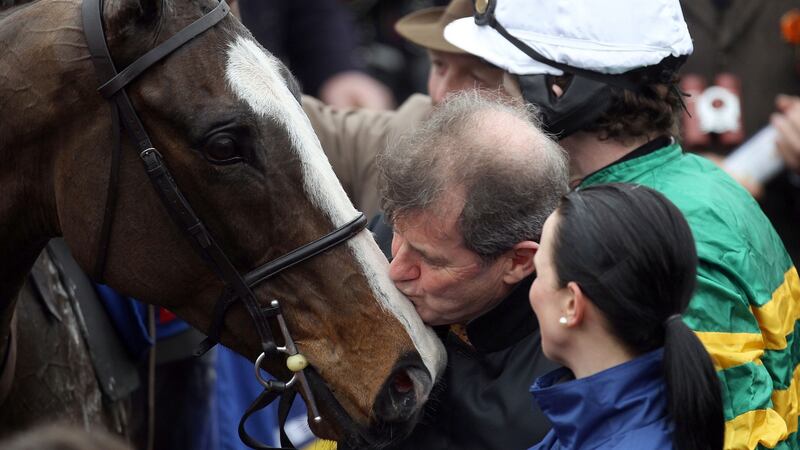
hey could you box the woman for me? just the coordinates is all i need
[528,183,724,450]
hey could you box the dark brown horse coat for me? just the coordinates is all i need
[0,0,446,445]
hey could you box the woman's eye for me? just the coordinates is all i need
[203,134,243,164]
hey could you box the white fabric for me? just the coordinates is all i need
[444,0,693,76]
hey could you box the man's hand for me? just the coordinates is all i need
[773,94,800,173]
[319,71,396,110]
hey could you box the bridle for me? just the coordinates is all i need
[80,0,367,448]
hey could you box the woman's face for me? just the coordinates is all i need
[529,211,572,363]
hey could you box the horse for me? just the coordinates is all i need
[0,246,137,440]
[0,0,446,446]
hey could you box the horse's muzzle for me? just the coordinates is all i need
[303,351,434,447]
[372,352,433,427]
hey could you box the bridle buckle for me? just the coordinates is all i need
[253,300,322,424]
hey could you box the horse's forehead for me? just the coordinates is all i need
[223,38,295,120]
[223,36,446,381]
[224,36,352,222]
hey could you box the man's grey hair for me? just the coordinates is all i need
[378,90,569,261]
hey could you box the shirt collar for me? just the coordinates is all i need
[461,275,537,353]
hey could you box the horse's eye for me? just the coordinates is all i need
[203,133,244,164]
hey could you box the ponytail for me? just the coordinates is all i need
[552,184,725,450]
[663,315,724,450]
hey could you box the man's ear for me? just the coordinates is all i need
[563,281,586,327]
[502,72,524,100]
[501,241,538,285]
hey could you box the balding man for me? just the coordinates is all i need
[354,91,569,449]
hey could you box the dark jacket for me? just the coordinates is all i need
[389,279,557,450]
[530,349,673,450]
[680,0,800,263]
[355,218,558,450]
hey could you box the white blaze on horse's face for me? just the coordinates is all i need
[224,37,446,381]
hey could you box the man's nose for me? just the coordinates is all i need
[388,249,420,282]
[431,80,448,106]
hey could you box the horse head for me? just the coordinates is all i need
[0,0,445,444]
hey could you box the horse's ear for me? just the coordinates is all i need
[102,0,164,63]
[103,0,163,40]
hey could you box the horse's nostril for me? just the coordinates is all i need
[374,356,432,428]
[393,371,414,394]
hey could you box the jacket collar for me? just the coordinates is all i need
[578,136,672,186]
[530,349,668,449]
[579,141,682,188]
[462,276,537,353]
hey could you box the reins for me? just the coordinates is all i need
[0,310,17,407]
[81,1,367,447]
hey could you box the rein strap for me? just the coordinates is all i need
[81,0,368,448]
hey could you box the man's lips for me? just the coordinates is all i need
[402,293,422,305]
[400,293,425,312]
[395,284,419,300]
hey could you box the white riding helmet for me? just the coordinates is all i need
[442,0,693,137]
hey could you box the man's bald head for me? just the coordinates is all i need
[378,90,569,260]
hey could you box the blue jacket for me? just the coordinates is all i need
[529,349,673,450]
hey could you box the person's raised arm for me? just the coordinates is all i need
[773,94,800,173]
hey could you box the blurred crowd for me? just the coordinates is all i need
[3,1,800,450]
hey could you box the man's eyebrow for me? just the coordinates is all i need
[407,240,446,264]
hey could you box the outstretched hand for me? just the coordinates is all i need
[704,152,765,199]
[773,94,800,173]
[319,71,396,110]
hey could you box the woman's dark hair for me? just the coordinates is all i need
[550,183,723,450]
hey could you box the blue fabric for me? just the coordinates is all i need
[94,284,190,360]
[196,345,317,450]
[94,283,318,448]
[529,349,673,450]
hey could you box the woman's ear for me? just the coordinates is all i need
[502,241,539,285]
[563,281,586,327]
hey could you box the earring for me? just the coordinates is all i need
[559,316,568,325]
